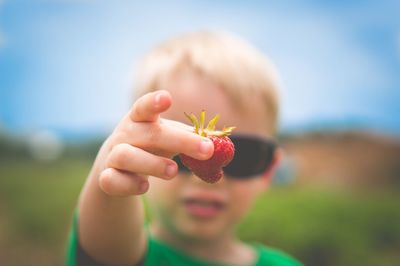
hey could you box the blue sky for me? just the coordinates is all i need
[1,0,399,137]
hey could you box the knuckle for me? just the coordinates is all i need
[123,181,139,195]
[133,106,142,120]
[145,123,162,144]
[112,130,128,144]
[99,169,113,193]
[132,99,146,120]
[108,143,132,168]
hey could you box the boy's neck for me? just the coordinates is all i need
[149,222,256,265]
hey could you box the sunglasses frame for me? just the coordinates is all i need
[174,134,278,179]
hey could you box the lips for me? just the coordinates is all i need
[182,192,227,219]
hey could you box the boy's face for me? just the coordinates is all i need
[147,68,277,241]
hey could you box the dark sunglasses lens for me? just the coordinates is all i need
[173,136,276,179]
[224,136,276,178]
[173,156,190,173]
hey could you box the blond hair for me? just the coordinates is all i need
[134,31,281,134]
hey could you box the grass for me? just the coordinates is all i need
[0,157,399,265]
[238,187,400,266]
[0,158,89,265]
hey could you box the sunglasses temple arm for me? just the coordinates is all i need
[262,149,283,179]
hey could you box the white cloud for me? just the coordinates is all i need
[239,12,394,125]
[7,1,397,132]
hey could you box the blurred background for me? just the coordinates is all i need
[1,1,399,265]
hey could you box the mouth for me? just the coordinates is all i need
[182,194,226,219]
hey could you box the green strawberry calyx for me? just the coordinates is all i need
[184,111,235,137]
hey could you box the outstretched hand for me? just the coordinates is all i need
[96,90,214,196]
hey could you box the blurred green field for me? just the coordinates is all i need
[0,157,399,266]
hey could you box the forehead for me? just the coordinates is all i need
[161,69,272,137]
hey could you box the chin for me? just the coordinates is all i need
[174,215,230,242]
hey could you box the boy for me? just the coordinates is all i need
[67,31,301,265]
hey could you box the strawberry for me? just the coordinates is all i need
[179,111,235,183]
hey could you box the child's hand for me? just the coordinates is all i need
[94,90,214,197]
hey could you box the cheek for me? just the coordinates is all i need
[147,177,182,210]
[146,176,190,233]
[229,180,265,217]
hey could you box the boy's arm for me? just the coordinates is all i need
[76,90,214,265]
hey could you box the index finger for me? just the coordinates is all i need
[130,90,172,122]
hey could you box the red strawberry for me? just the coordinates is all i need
[179,111,235,183]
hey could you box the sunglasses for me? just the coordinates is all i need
[173,135,277,179]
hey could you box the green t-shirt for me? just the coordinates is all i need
[67,214,302,266]
[144,236,301,266]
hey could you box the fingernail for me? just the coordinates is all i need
[154,91,163,107]
[139,181,149,193]
[165,163,177,178]
[199,137,213,155]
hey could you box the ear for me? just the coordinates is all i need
[260,148,284,187]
